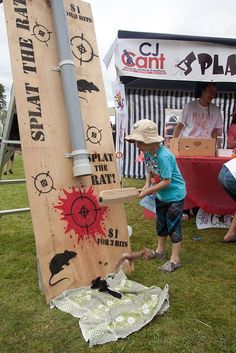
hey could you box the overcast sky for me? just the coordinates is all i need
[1,0,236,106]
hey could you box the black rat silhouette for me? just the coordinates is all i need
[77,79,99,93]
[76,79,99,103]
[48,250,77,286]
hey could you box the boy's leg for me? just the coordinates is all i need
[160,200,184,269]
[155,198,169,255]
[170,241,181,264]
[156,236,167,254]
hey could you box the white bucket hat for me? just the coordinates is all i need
[125,119,164,144]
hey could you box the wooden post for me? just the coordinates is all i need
[4,0,133,303]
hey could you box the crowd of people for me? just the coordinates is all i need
[124,82,236,272]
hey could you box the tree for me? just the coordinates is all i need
[0,83,7,110]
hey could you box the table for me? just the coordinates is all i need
[177,156,235,215]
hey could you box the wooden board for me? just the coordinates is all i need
[99,187,139,204]
[4,0,133,303]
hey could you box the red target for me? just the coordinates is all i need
[54,187,108,242]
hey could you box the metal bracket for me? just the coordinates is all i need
[64,152,73,158]
[51,60,75,72]
[59,59,75,68]
[64,149,89,158]
[51,66,60,72]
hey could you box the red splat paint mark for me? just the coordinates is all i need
[54,186,108,242]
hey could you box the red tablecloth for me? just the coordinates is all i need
[177,156,235,215]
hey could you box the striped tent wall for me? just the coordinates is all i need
[122,88,236,179]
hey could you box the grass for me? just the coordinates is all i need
[0,154,235,353]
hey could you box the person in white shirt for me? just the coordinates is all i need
[218,158,236,243]
[173,82,223,138]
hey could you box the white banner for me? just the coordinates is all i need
[115,38,236,82]
[112,82,128,175]
[196,208,232,229]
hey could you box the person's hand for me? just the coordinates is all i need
[138,188,150,199]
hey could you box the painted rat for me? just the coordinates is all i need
[48,250,77,286]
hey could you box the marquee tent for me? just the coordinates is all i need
[109,30,236,178]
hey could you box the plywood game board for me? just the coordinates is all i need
[4,0,132,303]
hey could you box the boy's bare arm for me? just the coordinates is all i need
[143,171,151,188]
[139,179,171,198]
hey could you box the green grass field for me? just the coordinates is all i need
[0,154,235,353]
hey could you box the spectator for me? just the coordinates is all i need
[173,82,223,139]
[218,158,236,243]
[227,105,236,149]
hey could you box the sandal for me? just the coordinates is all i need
[222,238,236,243]
[143,250,167,260]
[158,261,182,273]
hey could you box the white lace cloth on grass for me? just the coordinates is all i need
[51,270,169,347]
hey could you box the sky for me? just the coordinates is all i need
[1,0,236,106]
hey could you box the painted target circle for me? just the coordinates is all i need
[54,187,108,241]
[86,125,102,144]
[70,195,99,229]
[33,172,55,194]
[70,34,97,63]
[32,23,51,45]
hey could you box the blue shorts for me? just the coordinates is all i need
[218,165,236,202]
[155,198,184,243]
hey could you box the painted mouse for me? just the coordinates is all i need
[48,250,77,286]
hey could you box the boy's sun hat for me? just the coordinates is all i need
[125,119,164,144]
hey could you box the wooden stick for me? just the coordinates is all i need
[99,187,139,205]
[115,248,154,272]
